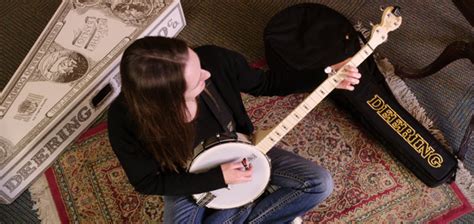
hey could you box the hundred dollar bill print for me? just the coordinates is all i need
[0,0,185,203]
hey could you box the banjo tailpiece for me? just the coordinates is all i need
[196,192,217,207]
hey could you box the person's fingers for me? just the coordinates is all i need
[339,80,355,91]
[226,161,243,169]
[328,65,361,79]
[343,65,358,73]
[332,58,352,71]
[242,170,253,180]
[345,71,361,79]
[344,77,360,85]
[244,163,253,172]
[344,84,355,91]
[238,163,252,178]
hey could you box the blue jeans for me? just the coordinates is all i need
[163,148,333,223]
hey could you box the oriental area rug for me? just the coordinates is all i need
[32,92,472,223]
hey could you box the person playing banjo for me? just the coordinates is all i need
[107,36,361,223]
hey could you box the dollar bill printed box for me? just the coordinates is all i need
[0,0,185,204]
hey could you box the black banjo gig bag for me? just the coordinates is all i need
[263,3,458,187]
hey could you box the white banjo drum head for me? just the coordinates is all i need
[189,142,271,209]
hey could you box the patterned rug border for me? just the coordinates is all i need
[45,169,69,223]
[430,183,473,223]
[45,122,108,224]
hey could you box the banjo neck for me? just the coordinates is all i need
[189,6,401,209]
[255,44,374,154]
[255,5,402,154]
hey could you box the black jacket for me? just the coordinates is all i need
[107,45,327,195]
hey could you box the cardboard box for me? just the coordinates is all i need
[0,0,185,204]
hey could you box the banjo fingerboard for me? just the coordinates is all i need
[255,44,374,154]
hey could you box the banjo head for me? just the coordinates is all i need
[189,142,271,209]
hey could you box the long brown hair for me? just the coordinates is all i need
[120,36,194,172]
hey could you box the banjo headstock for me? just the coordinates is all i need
[367,6,402,48]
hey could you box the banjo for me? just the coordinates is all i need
[188,6,402,209]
